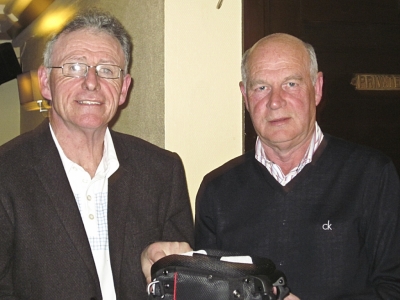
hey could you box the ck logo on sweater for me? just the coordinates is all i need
[322,220,333,230]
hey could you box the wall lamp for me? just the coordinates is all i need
[17,70,50,112]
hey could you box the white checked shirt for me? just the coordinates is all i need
[50,125,119,300]
[255,122,324,186]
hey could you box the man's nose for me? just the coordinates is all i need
[82,66,100,91]
[267,88,286,110]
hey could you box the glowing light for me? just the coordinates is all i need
[34,7,75,36]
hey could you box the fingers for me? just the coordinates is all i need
[141,245,154,284]
[161,241,192,256]
[141,241,192,283]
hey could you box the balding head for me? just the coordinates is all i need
[241,33,318,89]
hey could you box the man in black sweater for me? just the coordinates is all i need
[194,33,400,299]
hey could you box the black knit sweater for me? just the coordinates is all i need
[195,134,400,299]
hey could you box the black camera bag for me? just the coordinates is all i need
[147,250,290,300]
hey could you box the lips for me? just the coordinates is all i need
[269,117,290,125]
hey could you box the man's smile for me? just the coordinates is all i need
[77,100,102,105]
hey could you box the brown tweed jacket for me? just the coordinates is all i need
[0,120,194,300]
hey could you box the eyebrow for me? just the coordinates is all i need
[250,79,266,84]
[249,75,303,87]
[284,75,303,82]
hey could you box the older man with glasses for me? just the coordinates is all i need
[0,8,193,300]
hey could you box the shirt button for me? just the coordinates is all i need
[87,195,92,201]
[89,214,94,220]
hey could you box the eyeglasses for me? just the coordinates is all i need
[48,63,123,79]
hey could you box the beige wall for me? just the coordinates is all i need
[164,1,243,209]
[3,0,243,210]
[0,79,20,145]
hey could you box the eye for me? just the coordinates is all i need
[249,82,270,93]
[97,65,115,76]
[287,82,297,87]
[70,64,84,72]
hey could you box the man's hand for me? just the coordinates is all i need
[285,293,300,300]
[141,241,192,283]
[273,287,300,300]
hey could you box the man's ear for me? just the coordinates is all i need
[239,81,249,111]
[314,72,323,107]
[38,65,52,101]
[118,74,132,106]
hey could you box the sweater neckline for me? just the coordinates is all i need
[254,136,329,193]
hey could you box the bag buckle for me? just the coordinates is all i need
[147,280,160,296]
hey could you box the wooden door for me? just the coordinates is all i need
[243,0,400,173]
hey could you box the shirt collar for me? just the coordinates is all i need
[255,122,324,185]
[49,124,119,179]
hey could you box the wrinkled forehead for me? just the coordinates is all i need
[54,28,119,48]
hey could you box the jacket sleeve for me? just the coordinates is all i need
[160,154,194,247]
[0,192,19,299]
[194,175,218,250]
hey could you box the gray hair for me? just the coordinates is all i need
[43,8,132,73]
[241,38,318,89]
[304,42,318,85]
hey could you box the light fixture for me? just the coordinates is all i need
[5,0,54,39]
[17,70,50,112]
[4,0,33,22]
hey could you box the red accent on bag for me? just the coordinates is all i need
[173,272,178,300]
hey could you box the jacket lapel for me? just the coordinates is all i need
[31,121,100,288]
[107,132,132,294]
